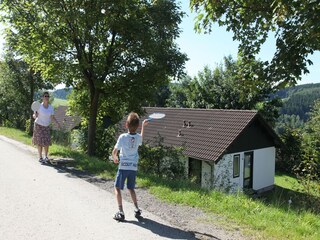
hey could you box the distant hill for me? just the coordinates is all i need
[275,83,320,121]
[53,88,72,100]
[276,83,320,99]
[52,84,320,122]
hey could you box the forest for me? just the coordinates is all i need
[276,83,320,120]
[274,83,320,132]
[53,80,320,129]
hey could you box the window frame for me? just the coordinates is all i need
[233,154,240,178]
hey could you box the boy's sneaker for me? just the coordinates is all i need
[113,211,125,221]
[43,157,49,163]
[39,157,44,163]
[134,209,142,218]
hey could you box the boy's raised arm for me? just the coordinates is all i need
[141,119,149,140]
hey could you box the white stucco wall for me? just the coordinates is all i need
[252,147,275,191]
[213,154,239,192]
[206,146,276,192]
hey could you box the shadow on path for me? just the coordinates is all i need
[124,217,196,240]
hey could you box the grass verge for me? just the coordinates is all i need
[1,127,319,240]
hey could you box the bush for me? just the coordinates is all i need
[139,134,186,180]
[276,128,303,174]
[71,123,116,158]
[51,129,71,146]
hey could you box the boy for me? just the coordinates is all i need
[112,112,148,221]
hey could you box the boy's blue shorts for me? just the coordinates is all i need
[114,169,137,190]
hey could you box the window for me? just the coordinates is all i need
[233,154,240,178]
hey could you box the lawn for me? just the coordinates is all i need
[1,126,319,240]
[51,97,68,107]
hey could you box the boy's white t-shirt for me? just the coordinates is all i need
[35,104,54,127]
[115,132,142,171]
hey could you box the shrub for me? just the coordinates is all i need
[276,128,303,174]
[139,134,186,180]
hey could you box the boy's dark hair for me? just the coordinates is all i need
[127,112,140,133]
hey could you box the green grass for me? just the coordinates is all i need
[137,175,320,240]
[0,127,33,146]
[1,126,319,240]
[52,97,68,107]
[275,172,300,189]
[0,126,116,179]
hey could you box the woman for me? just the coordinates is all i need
[32,92,61,163]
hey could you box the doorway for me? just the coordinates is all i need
[189,158,201,185]
[243,152,253,189]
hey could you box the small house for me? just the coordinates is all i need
[138,107,282,193]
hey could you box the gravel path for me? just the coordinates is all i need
[86,176,248,240]
[1,138,195,240]
[1,136,249,240]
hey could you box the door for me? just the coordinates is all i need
[189,158,202,185]
[243,152,253,189]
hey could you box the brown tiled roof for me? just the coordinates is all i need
[120,107,279,162]
[52,106,81,132]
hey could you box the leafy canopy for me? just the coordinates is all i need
[166,55,282,125]
[191,0,320,87]
[0,0,187,155]
[0,54,49,131]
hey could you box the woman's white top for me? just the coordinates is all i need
[35,104,54,127]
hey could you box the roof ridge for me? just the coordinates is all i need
[144,107,258,113]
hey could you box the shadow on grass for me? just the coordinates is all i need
[256,185,320,214]
[41,158,115,186]
[50,149,117,175]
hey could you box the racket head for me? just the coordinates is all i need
[148,112,166,121]
[31,101,41,112]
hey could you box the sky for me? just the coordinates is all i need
[0,2,319,86]
[176,1,320,85]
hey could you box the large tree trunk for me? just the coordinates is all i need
[87,90,100,156]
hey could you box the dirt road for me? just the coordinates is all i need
[0,136,195,240]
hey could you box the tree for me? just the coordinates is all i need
[294,100,320,205]
[300,99,320,177]
[275,114,304,134]
[191,0,320,87]
[1,0,187,155]
[277,127,303,174]
[167,56,282,125]
[166,75,197,108]
[0,53,48,133]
